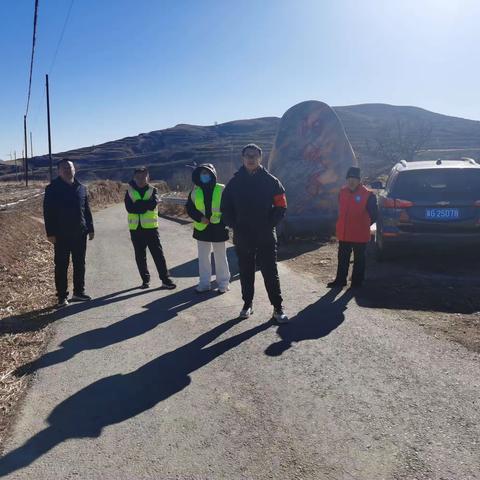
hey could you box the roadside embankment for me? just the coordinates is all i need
[0,180,126,450]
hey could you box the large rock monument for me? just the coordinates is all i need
[268,100,357,238]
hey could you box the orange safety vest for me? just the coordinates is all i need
[335,185,372,243]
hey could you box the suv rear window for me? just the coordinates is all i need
[391,168,480,202]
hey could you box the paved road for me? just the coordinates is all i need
[0,204,478,479]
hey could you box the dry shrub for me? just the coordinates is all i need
[0,320,51,450]
[86,180,169,211]
[153,180,169,194]
[0,205,54,317]
[87,180,126,210]
[158,202,188,218]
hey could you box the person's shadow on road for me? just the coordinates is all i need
[0,315,273,476]
[3,248,216,337]
[1,286,170,337]
[14,286,219,378]
[265,288,354,357]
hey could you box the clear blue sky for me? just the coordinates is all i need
[1,0,479,159]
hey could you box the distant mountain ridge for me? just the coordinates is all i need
[335,104,480,151]
[7,103,480,184]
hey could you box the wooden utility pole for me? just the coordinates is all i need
[30,131,34,179]
[23,115,29,186]
[14,151,18,182]
[46,74,53,181]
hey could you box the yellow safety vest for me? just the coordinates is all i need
[191,184,224,231]
[127,186,159,230]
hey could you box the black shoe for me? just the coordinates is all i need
[239,304,253,319]
[161,278,176,290]
[56,298,69,308]
[71,293,92,301]
[350,281,363,289]
[327,280,347,288]
[140,282,150,290]
[272,308,289,324]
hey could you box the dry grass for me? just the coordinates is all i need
[0,320,52,449]
[0,197,54,449]
[158,202,189,218]
[0,182,45,207]
[87,180,126,210]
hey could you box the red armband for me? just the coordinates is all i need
[273,193,287,208]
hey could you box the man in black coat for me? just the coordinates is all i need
[43,159,94,307]
[221,144,289,323]
[124,166,176,290]
[186,163,230,293]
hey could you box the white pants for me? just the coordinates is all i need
[197,240,230,290]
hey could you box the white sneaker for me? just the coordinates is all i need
[272,308,289,324]
[218,285,230,294]
[239,306,253,319]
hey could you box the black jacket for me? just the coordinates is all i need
[186,164,229,242]
[124,181,160,230]
[221,165,287,244]
[43,177,94,237]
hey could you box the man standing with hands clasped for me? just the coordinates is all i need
[221,144,289,323]
[43,159,94,308]
[124,166,176,290]
[328,166,377,289]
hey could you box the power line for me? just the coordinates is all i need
[48,0,74,74]
[29,1,74,138]
[25,0,40,116]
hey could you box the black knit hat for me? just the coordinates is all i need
[346,166,361,179]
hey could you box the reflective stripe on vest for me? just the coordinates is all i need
[127,186,159,230]
[192,184,224,231]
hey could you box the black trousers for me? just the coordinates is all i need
[335,241,367,284]
[130,228,169,283]
[235,237,283,310]
[54,234,87,299]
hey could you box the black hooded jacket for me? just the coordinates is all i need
[186,164,229,242]
[43,177,94,238]
[220,165,287,244]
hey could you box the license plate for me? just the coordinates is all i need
[425,208,460,220]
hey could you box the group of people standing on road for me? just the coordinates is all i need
[43,144,377,324]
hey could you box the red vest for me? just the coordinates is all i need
[335,185,372,243]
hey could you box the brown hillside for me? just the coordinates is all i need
[6,103,480,185]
